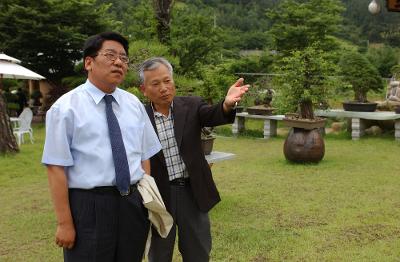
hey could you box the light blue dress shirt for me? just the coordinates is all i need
[42,80,161,189]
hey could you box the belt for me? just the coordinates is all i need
[71,184,137,196]
[170,177,190,186]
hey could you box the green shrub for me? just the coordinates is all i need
[273,45,338,117]
[339,50,383,102]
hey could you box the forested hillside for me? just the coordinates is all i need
[98,0,400,50]
[1,0,399,102]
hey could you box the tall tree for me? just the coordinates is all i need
[0,0,115,154]
[366,45,398,78]
[170,4,222,76]
[153,0,174,44]
[118,0,157,42]
[0,0,115,85]
[0,86,19,154]
[267,0,344,55]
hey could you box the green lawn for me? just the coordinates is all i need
[1,123,400,261]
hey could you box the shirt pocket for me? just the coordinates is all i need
[123,123,145,154]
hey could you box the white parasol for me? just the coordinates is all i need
[0,53,45,80]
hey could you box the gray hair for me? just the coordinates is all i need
[138,57,174,85]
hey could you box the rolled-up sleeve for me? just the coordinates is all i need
[141,108,161,161]
[41,105,74,166]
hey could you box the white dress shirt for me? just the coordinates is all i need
[42,80,161,189]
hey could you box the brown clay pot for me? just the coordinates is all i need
[201,137,215,155]
[283,128,325,163]
[246,105,275,115]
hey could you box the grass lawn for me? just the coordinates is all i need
[1,123,400,261]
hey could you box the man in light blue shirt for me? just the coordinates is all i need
[42,32,161,262]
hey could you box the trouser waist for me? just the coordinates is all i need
[70,184,137,196]
[170,177,190,186]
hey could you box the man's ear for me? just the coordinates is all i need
[139,84,146,96]
[84,57,93,72]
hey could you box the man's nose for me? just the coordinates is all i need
[113,57,124,67]
[159,83,168,92]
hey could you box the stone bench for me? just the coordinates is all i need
[315,109,400,140]
[232,112,285,139]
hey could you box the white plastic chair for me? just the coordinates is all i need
[13,107,34,145]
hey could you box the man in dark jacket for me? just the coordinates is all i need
[139,57,249,262]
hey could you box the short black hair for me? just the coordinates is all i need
[83,31,129,60]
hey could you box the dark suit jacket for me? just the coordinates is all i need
[145,96,236,213]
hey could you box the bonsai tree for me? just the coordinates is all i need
[273,45,338,163]
[339,51,383,103]
[252,77,274,107]
[273,45,337,119]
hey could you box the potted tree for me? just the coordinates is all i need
[246,77,276,115]
[273,46,337,163]
[201,127,215,155]
[339,50,383,112]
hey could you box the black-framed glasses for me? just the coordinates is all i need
[96,51,129,64]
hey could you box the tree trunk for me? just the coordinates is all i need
[355,91,367,102]
[300,55,314,119]
[299,99,314,119]
[153,0,174,44]
[0,93,19,154]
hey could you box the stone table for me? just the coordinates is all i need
[232,112,285,139]
[315,109,400,140]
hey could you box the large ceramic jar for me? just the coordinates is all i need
[283,127,325,163]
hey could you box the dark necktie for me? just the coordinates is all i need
[104,95,130,195]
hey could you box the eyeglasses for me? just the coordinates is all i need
[96,51,129,64]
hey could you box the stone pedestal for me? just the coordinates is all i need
[232,116,244,135]
[264,119,277,139]
[395,120,400,140]
[351,118,365,140]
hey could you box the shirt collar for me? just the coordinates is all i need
[84,79,122,105]
[152,101,174,118]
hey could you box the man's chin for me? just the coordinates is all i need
[112,79,124,86]
[164,99,173,105]
[156,100,172,106]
